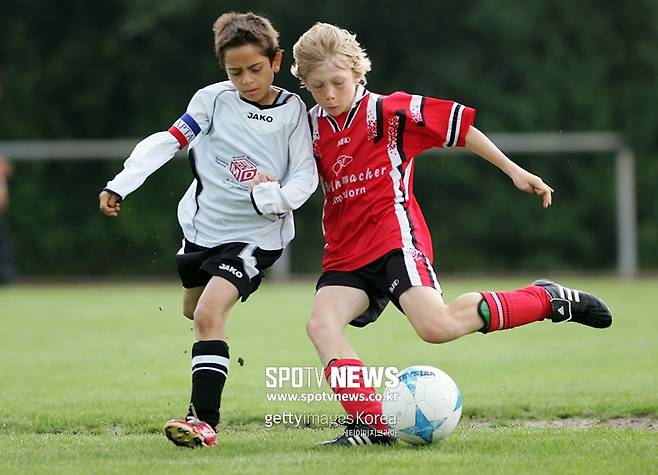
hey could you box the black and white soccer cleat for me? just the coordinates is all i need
[534,280,612,328]
[317,423,396,447]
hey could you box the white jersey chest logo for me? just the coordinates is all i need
[247,112,274,122]
[230,156,258,182]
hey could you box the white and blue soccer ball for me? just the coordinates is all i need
[382,365,462,445]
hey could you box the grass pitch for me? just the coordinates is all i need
[0,277,656,474]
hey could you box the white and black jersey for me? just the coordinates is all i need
[105,81,318,250]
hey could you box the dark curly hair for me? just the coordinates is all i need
[213,12,280,67]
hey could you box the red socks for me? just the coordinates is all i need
[480,285,552,333]
[324,358,389,431]
[322,288,551,426]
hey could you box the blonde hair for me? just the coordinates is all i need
[213,12,280,67]
[291,22,371,86]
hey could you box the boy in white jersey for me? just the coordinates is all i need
[99,12,317,447]
[290,23,612,446]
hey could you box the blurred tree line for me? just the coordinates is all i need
[1,0,656,277]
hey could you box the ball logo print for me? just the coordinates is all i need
[230,156,258,182]
[382,365,462,445]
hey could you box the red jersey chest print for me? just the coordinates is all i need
[310,86,476,272]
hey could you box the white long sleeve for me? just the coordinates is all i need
[105,81,316,250]
[251,105,318,215]
[105,132,180,199]
[105,85,213,199]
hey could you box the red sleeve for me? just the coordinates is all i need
[384,92,476,157]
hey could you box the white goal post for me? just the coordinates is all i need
[461,132,637,279]
[0,132,637,278]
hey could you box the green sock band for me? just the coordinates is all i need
[477,298,491,333]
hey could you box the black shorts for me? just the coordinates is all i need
[176,240,282,301]
[316,248,441,327]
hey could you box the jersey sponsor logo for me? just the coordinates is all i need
[323,165,388,205]
[230,156,258,182]
[332,155,353,175]
[337,137,351,146]
[214,157,229,168]
[323,166,387,193]
[331,186,366,205]
[218,263,243,279]
[223,178,249,192]
[168,112,201,148]
[247,112,274,122]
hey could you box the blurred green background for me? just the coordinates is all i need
[1,0,656,277]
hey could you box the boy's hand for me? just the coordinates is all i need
[249,172,278,191]
[99,190,121,217]
[511,169,554,208]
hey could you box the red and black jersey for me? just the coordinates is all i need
[309,85,476,273]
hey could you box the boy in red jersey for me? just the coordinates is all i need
[289,23,612,446]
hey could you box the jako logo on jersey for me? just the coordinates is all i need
[218,263,243,278]
[247,112,274,122]
[389,279,400,293]
[337,137,351,146]
[332,155,353,175]
[230,156,258,182]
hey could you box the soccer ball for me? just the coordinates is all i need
[382,365,462,445]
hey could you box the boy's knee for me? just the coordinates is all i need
[193,304,222,332]
[411,307,454,343]
[306,315,322,340]
[182,306,195,320]
[306,312,335,342]
[415,324,450,343]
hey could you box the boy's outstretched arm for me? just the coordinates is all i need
[464,125,554,208]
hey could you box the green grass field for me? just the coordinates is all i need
[1,278,656,474]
